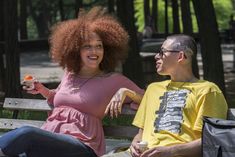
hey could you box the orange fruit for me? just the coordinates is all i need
[24,75,33,81]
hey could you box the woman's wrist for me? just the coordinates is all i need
[37,84,51,99]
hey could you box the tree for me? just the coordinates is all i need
[19,0,28,40]
[192,0,226,94]
[180,0,193,34]
[0,0,4,92]
[75,0,83,17]
[164,0,169,35]
[151,0,158,32]
[28,0,53,38]
[144,0,151,27]
[4,0,21,102]
[171,0,180,33]
[58,0,65,21]
[116,0,144,88]
[180,0,199,78]
[108,0,115,13]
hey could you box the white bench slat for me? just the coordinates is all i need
[0,118,44,130]
[3,98,136,115]
[4,98,52,111]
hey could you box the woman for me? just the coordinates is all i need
[0,7,144,157]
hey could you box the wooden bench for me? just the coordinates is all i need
[1,98,235,154]
[0,97,138,153]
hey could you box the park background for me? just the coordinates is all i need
[0,0,235,122]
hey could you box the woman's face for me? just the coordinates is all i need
[80,32,104,72]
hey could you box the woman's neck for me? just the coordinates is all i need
[78,69,102,78]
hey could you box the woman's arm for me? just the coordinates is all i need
[105,88,143,118]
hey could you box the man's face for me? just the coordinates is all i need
[154,39,180,76]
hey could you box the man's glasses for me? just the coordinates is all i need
[157,48,187,58]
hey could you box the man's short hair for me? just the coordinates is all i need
[166,34,197,58]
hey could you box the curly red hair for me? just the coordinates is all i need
[49,6,129,73]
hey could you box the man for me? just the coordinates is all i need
[104,34,228,157]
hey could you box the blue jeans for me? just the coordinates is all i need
[0,126,97,157]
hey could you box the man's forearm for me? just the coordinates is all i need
[170,139,201,157]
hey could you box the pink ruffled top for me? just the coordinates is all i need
[41,72,144,156]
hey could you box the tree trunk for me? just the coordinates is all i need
[116,0,144,88]
[144,0,151,27]
[4,0,21,98]
[171,0,180,33]
[20,0,28,40]
[180,0,193,34]
[0,0,4,92]
[231,0,235,9]
[59,0,65,21]
[164,0,169,35]
[108,0,115,13]
[180,0,199,78]
[28,0,49,38]
[152,0,158,32]
[192,0,226,95]
[75,0,83,17]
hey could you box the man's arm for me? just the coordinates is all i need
[141,138,201,157]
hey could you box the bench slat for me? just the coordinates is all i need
[4,98,52,111]
[3,98,136,115]
[0,118,44,130]
[121,105,136,115]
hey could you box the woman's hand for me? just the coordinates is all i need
[105,88,127,118]
[21,80,41,94]
[22,81,51,99]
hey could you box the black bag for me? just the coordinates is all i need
[202,117,235,157]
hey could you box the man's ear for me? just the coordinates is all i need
[177,51,186,62]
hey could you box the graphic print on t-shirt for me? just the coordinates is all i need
[154,89,190,134]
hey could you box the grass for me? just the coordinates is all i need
[0,109,47,121]
[102,115,134,126]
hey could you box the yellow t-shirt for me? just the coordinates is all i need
[132,80,228,149]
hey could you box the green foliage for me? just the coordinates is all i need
[0,109,47,121]
[102,115,134,126]
[213,0,234,30]
[27,17,38,39]
[134,0,234,33]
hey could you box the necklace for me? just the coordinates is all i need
[71,72,101,91]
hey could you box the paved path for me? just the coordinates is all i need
[20,48,235,83]
[20,51,63,83]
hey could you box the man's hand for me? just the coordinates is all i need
[140,146,173,157]
[129,129,144,157]
[130,140,142,157]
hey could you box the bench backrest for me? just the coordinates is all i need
[1,98,234,139]
[0,98,138,139]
